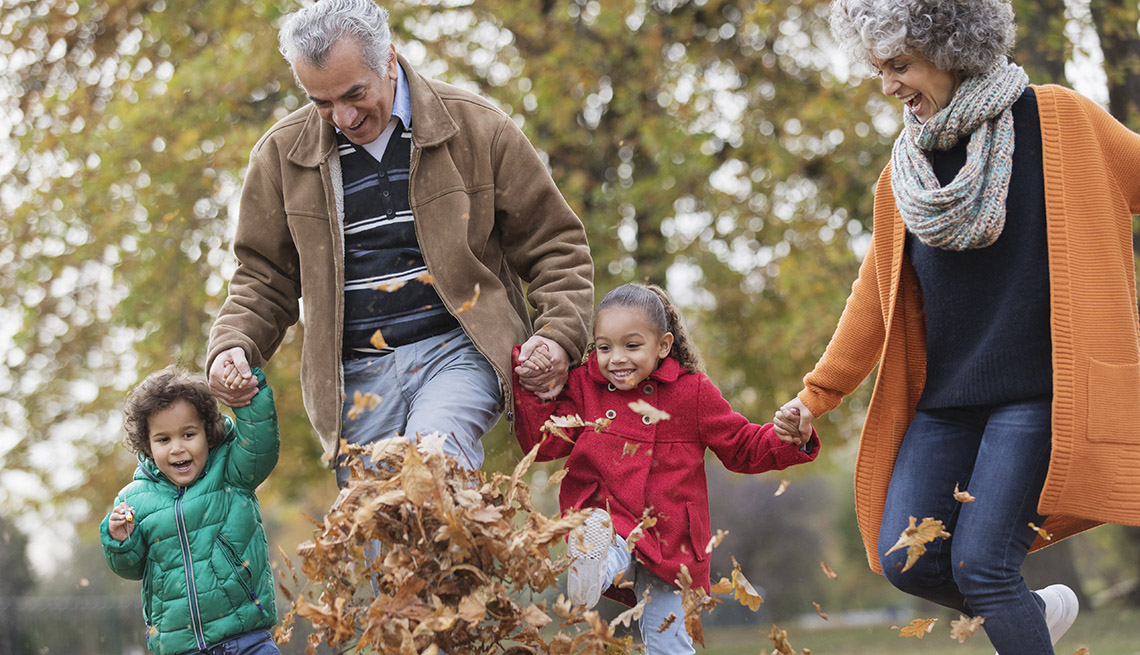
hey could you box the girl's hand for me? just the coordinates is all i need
[520,344,552,372]
[774,398,814,446]
[108,501,135,542]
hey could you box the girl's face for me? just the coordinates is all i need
[147,399,209,487]
[593,307,674,390]
[871,52,960,123]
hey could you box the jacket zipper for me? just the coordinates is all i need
[216,536,267,614]
[174,487,208,650]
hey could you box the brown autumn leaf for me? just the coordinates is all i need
[768,625,796,655]
[416,272,435,285]
[884,516,952,573]
[625,512,657,552]
[346,390,382,420]
[812,601,828,621]
[819,560,838,580]
[774,479,790,496]
[628,399,671,424]
[1029,521,1053,541]
[953,482,976,503]
[896,617,938,638]
[372,278,408,292]
[705,529,729,554]
[622,441,640,458]
[610,590,647,629]
[949,614,985,643]
[369,328,388,350]
[1072,648,1091,655]
[546,468,569,488]
[710,577,733,594]
[453,283,480,314]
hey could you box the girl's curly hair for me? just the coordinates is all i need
[829,0,1016,76]
[122,367,227,457]
[591,283,705,374]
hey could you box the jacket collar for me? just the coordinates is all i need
[585,350,684,385]
[287,54,459,168]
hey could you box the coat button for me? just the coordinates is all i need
[642,384,654,395]
[608,383,617,392]
[642,415,652,425]
[605,409,617,419]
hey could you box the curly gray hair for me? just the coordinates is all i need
[829,0,1015,76]
[278,0,394,74]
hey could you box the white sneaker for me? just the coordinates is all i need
[567,508,613,608]
[994,584,1079,654]
[1038,584,1079,645]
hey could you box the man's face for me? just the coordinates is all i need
[294,38,398,145]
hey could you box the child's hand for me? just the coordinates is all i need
[222,359,248,390]
[519,343,552,372]
[108,501,135,542]
[774,399,813,446]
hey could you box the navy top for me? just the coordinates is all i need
[908,87,1053,409]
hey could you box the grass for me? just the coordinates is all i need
[699,605,1140,655]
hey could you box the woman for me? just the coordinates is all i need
[774,1,1140,653]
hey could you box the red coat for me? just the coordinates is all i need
[512,348,819,605]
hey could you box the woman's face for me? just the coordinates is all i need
[871,53,960,123]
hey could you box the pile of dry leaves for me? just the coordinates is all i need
[273,434,747,655]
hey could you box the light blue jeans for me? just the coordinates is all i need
[606,533,695,655]
[204,630,280,655]
[877,396,1054,654]
[339,327,502,486]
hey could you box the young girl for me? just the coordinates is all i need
[512,283,819,654]
[101,365,281,655]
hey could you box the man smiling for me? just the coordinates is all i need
[207,0,593,486]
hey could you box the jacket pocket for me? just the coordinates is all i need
[687,502,710,562]
[1087,358,1140,443]
[215,536,265,613]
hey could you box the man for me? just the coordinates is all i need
[207,0,593,485]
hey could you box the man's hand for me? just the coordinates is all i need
[208,347,257,407]
[108,501,135,542]
[774,397,814,446]
[516,334,570,401]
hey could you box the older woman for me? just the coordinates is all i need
[774,1,1140,652]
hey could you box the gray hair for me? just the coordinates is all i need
[829,0,1016,76]
[278,0,393,73]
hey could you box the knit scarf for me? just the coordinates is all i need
[890,60,1029,250]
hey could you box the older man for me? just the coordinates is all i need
[207,0,593,485]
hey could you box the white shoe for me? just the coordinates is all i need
[994,584,1079,654]
[567,508,613,608]
[1039,584,1079,645]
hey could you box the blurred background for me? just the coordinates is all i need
[2,0,1139,652]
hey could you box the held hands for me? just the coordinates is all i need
[515,334,569,401]
[208,347,257,407]
[108,501,136,542]
[774,397,814,447]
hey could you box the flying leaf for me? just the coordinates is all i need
[884,516,952,573]
[774,479,790,496]
[610,591,647,629]
[953,483,976,503]
[768,625,795,655]
[710,577,733,594]
[453,283,481,314]
[372,279,408,292]
[895,617,938,638]
[731,568,764,611]
[369,328,388,350]
[949,614,985,643]
[622,441,640,458]
[705,529,729,554]
[346,390,382,420]
[400,441,434,506]
[546,468,569,488]
[628,399,670,424]
[819,560,838,580]
[1028,522,1052,541]
[812,601,828,621]
[416,272,435,285]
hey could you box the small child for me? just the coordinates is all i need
[100,365,281,655]
[512,283,819,654]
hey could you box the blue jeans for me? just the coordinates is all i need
[339,327,503,486]
[606,534,695,655]
[204,631,280,655]
[877,396,1054,654]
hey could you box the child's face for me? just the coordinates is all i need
[593,307,674,390]
[147,399,209,487]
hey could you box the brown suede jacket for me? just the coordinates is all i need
[208,55,594,462]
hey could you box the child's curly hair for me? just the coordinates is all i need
[122,367,227,457]
[592,282,705,373]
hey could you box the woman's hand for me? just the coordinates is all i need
[108,501,135,542]
[774,397,815,446]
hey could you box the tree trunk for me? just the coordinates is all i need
[1088,0,1140,129]
[1012,0,1069,84]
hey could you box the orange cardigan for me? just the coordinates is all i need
[799,85,1140,574]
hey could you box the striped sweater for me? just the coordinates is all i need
[798,84,1140,574]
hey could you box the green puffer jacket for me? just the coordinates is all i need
[100,369,279,655]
